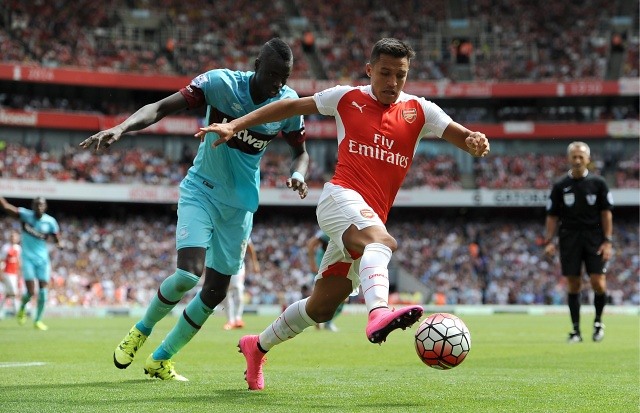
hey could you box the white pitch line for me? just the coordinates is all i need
[0,362,47,368]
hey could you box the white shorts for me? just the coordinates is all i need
[229,266,246,291]
[315,182,386,292]
[0,272,20,296]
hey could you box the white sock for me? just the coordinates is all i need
[235,286,244,322]
[259,298,315,351]
[358,243,392,312]
[225,294,235,323]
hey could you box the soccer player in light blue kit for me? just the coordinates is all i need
[79,38,309,381]
[0,196,62,331]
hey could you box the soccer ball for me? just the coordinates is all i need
[414,312,471,370]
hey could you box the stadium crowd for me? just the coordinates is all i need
[2,91,638,124]
[1,0,637,81]
[1,213,638,310]
[0,1,637,315]
[1,142,638,190]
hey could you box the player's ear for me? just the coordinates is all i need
[365,63,372,77]
[254,58,260,72]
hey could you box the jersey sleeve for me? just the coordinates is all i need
[278,88,307,144]
[281,126,306,145]
[546,183,562,215]
[179,70,226,109]
[281,113,306,145]
[179,71,215,109]
[313,85,352,117]
[18,207,30,223]
[599,179,614,210]
[179,84,206,109]
[50,217,60,235]
[418,98,453,138]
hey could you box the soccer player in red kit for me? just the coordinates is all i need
[197,37,490,390]
[0,231,22,319]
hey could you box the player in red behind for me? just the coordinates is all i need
[0,230,22,320]
[197,37,490,390]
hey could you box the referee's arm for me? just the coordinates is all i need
[599,210,613,261]
[543,215,559,257]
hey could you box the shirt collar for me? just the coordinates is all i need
[568,169,589,179]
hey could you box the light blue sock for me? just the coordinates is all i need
[153,292,213,360]
[35,288,47,322]
[136,269,200,336]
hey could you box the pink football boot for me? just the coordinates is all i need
[365,305,424,344]
[238,335,267,390]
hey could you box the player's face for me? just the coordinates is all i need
[252,54,292,103]
[33,198,47,218]
[568,147,590,175]
[366,54,410,105]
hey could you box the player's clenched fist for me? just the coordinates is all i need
[465,132,490,157]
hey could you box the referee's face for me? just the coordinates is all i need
[568,147,590,177]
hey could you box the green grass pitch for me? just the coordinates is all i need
[1,313,638,413]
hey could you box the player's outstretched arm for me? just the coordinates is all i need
[0,197,19,217]
[79,92,188,152]
[196,97,319,147]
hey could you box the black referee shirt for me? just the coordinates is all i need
[546,171,613,230]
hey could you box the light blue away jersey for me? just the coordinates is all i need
[185,69,304,212]
[18,207,59,263]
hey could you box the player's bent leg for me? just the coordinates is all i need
[33,287,48,326]
[17,281,34,326]
[114,325,148,369]
[143,354,188,381]
[16,307,27,325]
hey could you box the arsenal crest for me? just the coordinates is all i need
[402,108,417,123]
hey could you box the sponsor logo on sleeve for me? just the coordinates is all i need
[191,74,208,88]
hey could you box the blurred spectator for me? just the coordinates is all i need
[301,31,315,53]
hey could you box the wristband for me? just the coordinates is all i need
[291,171,305,183]
[603,236,613,244]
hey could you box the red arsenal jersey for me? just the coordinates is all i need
[1,243,21,275]
[313,85,452,222]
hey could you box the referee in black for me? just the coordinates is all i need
[544,141,613,343]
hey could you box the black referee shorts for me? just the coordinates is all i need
[559,228,607,276]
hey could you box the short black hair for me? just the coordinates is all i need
[370,38,415,65]
[261,38,293,64]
